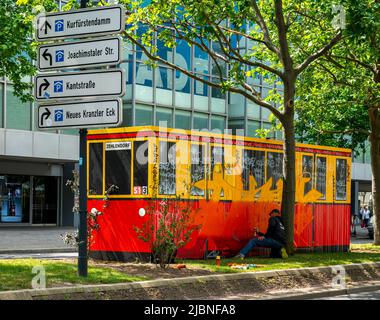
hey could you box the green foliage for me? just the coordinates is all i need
[1,0,57,102]
[295,0,380,154]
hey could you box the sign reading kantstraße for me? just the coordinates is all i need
[38,98,122,129]
[36,5,125,41]
[34,69,125,101]
[37,36,122,71]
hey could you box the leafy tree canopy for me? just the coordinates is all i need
[1,0,57,102]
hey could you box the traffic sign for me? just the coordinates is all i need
[36,5,125,41]
[37,36,122,71]
[34,69,125,101]
[38,98,122,129]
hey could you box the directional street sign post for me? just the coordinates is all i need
[38,99,122,129]
[34,69,125,100]
[34,2,126,278]
[36,5,125,41]
[37,36,122,71]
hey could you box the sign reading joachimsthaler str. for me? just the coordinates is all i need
[34,69,125,101]
[37,36,122,71]
[38,99,122,129]
[36,5,125,41]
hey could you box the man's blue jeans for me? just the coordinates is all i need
[240,237,283,257]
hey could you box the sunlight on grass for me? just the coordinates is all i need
[179,244,380,273]
[0,259,147,292]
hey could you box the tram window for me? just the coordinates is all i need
[266,152,283,189]
[316,157,327,199]
[336,158,347,200]
[89,143,103,195]
[133,141,149,196]
[190,144,206,196]
[302,155,313,195]
[159,141,176,195]
[105,142,132,195]
[242,150,265,190]
[211,146,224,178]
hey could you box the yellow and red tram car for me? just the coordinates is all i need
[87,126,352,261]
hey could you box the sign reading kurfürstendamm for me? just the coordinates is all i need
[35,5,125,41]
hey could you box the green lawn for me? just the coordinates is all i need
[0,259,147,292]
[178,244,380,273]
[0,244,379,292]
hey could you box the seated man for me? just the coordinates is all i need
[235,209,288,259]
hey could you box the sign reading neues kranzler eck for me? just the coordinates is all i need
[38,98,122,129]
[36,5,125,41]
[34,69,125,101]
[37,36,122,71]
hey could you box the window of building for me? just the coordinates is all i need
[6,85,31,130]
[190,144,206,196]
[247,101,261,119]
[267,152,283,189]
[247,120,260,138]
[135,59,154,103]
[156,107,173,127]
[242,150,265,190]
[211,78,226,114]
[211,115,225,132]
[175,39,191,109]
[156,67,173,106]
[194,76,209,111]
[122,104,133,127]
[302,155,313,195]
[263,122,276,139]
[211,146,224,179]
[105,141,132,195]
[336,158,347,201]
[133,141,149,196]
[193,113,208,130]
[159,141,176,195]
[316,157,327,199]
[175,110,191,130]
[135,104,153,126]
[89,143,103,195]
[0,83,3,127]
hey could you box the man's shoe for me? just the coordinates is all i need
[234,253,245,259]
[281,248,288,259]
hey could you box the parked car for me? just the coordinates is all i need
[368,216,374,240]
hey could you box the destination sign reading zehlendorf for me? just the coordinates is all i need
[36,5,125,41]
[34,69,125,101]
[38,99,122,129]
[37,36,122,71]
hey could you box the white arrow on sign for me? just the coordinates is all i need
[37,36,122,71]
[38,98,123,129]
[34,69,125,101]
[35,5,125,41]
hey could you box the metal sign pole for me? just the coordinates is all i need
[78,0,88,278]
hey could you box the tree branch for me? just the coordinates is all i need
[295,31,342,75]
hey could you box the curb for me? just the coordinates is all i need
[0,262,379,300]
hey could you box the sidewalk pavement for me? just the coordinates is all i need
[0,227,77,254]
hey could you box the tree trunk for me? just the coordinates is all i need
[281,78,296,254]
[368,107,380,245]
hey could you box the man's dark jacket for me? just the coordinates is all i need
[259,216,286,245]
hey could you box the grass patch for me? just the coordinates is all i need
[0,259,147,292]
[178,244,380,273]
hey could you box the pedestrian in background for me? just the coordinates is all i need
[361,205,371,228]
